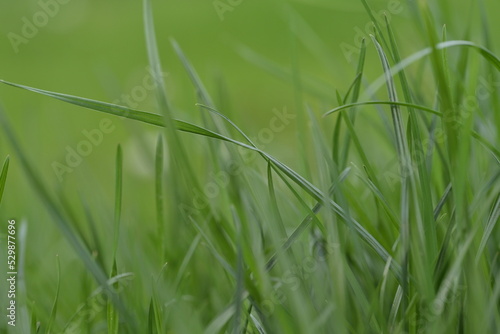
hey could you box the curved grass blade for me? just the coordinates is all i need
[108,145,123,334]
[476,194,500,262]
[155,135,166,261]
[171,39,214,107]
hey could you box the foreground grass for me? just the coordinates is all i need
[1,0,499,333]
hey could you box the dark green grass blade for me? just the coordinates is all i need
[155,135,166,260]
[108,145,122,334]
[0,80,400,281]
[0,156,9,205]
[365,40,500,97]
[46,256,61,334]
[60,273,134,333]
[0,106,138,330]
[325,101,441,117]
[476,194,500,262]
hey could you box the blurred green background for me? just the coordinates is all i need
[1,0,499,331]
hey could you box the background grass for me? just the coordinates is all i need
[0,0,499,333]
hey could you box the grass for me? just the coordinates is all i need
[0,0,499,333]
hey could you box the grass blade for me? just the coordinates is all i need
[0,105,138,331]
[108,145,123,334]
[0,79,401,281]
[46,256,61,334]
[155,135,166,261]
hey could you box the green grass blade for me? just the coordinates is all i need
[325,101,500,160]
[0,156,9,205]
[155,135,166,261]
[231,207,245,334]
[143,0,174,120]
[171,39,214,107]
[0,106,137,331]
[364,40,500,98]
[476,194,500,262]
[265,167,351,272]
[112,145,123,260]
[107,145,122,334]
[325,101,442,117]
[0,80,244,143]
[0,79,400,281]
[107,260,119,334]
[267,163,286,238]
[359,0,389,51]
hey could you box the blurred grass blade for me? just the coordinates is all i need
[265,167,351,271]
[0,156,9,205]
[359,0,389,51]
[143,0,173,120]
[171,39,214,107]
[107,260,119,334]
[147,286,164,334]
[0,105,137,331]
[108,145,122,334]
[231,207,245,334]
[364,40,500,98]
[112,145,123,260]
[46,256,61,334]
